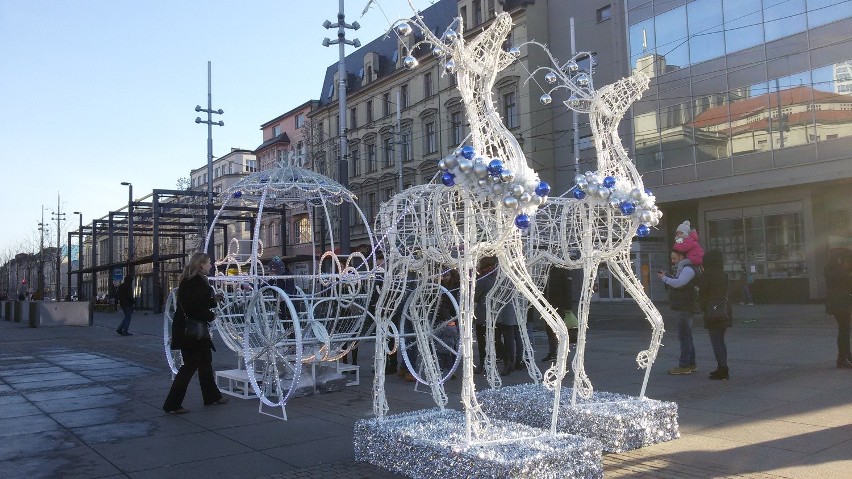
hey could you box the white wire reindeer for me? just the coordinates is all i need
[371,7,569,443]
[486,45,665,404]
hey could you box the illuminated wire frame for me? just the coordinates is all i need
[485,44,665,404]
[370,7,567,445]
[163,158,377,419]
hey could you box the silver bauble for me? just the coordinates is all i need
[445,59,456,74]
[641,198,655,209]
[576,73,590,87]
[473,162,488,178]
[631,188,643,200]
[587,176,600,187]
[403,55,419,70]
[610,199,622,210]
[519,192,532,204]
[458,158,473,173]
[438,159,447,170]
[530,194,543,206]
[432,45,445,57]
[585,172,596,183]
[444,155,458,169]
[477,178,489,188]
[502,195,519,209]
[574,173,585,185]
[576,178,588,190]
[545,71,558,84]
[565,60,579,73]
[492,183,505,195]
[511,184,524,196]
[597,185,611,198]
[395,22,413,37]
[539,93,552,105]
[649,217,660,227]
[444,29,458,42]
[499,169,515,183]
[508,46,521,57]
[640,210,654,223]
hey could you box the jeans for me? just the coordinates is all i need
[163,347,221,410]
[675,310,696,368]
[118,306,133,333]
[498,324,519,366]
[708,327,728,368]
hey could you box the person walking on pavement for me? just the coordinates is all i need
[542,267,574,363]
[115,276,135,336]
[825,249,852,369]
[658,250,702,375]
[697,250,732,380]
[162,252,228,414]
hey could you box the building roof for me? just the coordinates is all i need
[254,132,291,153]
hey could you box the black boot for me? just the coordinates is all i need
[837,357,852,369]
[709,366,729,380]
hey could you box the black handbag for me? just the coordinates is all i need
[178,296,209,340]
[705,297,729,326]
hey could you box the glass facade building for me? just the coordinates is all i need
[623,0,852,302]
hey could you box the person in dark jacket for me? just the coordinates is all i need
[825,250,852,369]
[697,250,732,380]
[115,276,135,336]
[542,267,574,362]
[474,256,499,374]
[658,250,701,375]
[162,252,228,414]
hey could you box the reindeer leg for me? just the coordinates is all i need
[571,258,599,405]
[607,252,664,398]
[514,295,543,384]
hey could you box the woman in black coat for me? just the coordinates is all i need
[825,250,852,368]
[697,250,732,380]
[163,252,228,414]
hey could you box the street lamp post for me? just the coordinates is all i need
[120,182,134,282]
[51,192,66,299]
[73,212,83,300]
[195,61,224,263]
[323,0,360,255]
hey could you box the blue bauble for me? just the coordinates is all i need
[637,224,650,237]
[441,172,456,186]
[232,191,242,198]
[515,213,531,229]
[460,145,475,159]
[620,202,636,214]
[573,189,586,200]
[535,181,551,197]
[487,159,503,176]
[603,176,616,188]
[645,189,653,196]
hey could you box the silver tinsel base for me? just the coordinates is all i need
[354,409,602,479]
[478,384,679,453]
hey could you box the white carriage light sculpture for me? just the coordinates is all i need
[164,157,377,419]
[355,5,604,479]
[477,44,679,452]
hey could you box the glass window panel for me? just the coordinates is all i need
[634,111,661,172]
[728,81,772,155]
[687,0,725,64]
[660,100,695,167]
[629,18,656,71]
[763,0,807,42]
[723,0,764,54]
[764,212,806,277]
[812,60,852,143]
[807,0,852,29]
[708,218,746,270]
[655,6,689,70]
[768,71,813,148]
[693,93,731,161]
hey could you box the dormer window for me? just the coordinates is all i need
[392,49,399,65]
[327,83,334,99]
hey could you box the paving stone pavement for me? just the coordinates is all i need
[0,303,849,478]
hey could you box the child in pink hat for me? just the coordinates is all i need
[673,220,704,266]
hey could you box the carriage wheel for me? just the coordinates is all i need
[399,284,462,385]
[243,286,304,408]
[163,288,183,375]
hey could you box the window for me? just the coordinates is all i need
[295,114,305,128]
[401,127,411,162]
[368,193,377,223]
[350,107,357,129]
[424,120,437,153]
[424,72,433,98]
[228,162,233,174]
[318,120,324,142]
[366,100,373,123]
[450,110,463,145]
[400,84,409,109]
[326,82,334,99]
[350,148,360,177]
[578,135,593,150]
[295,216,311,244]
[273,125,281,137]
[385,187,394,202]
[367,143,376,172]
[384,136,394,167]
[366,65,373,83]
[596,5,612,23]
[383,93,391,116]
[473,0,482,26]
[214,167,220,178]
[460,6,467,26]
[502,91,518,129]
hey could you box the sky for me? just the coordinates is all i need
[0,0,433,256]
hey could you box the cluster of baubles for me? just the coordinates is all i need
[439,145,550,229]
[571,172,661,237]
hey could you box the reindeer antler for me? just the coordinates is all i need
[522,41,596,113]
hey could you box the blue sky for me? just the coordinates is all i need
[0,0,430,255]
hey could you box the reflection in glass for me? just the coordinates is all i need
[655,6,689,70]
[768,72,813,149]
[629,18,656,72]
[723,0,764,54]
[764,212,806,278]
[811,60,852,143]
[692,93,730,162]
[660,101,695,168]
[634,111,661,172]
[687,0,725,64]
[763,0,806,42]
[807,0,852,29]
[728,81,772,155]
